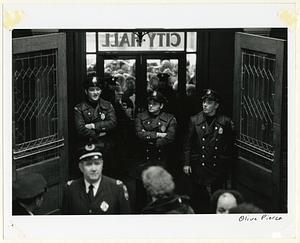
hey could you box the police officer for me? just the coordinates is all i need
[135,90,177,169]
[74,75,117,150]
[12,173,47,215]
[182,89,235,213]
[62,144,131,215]
[74,75,117,176]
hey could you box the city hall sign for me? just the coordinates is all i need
[98,32,184,51]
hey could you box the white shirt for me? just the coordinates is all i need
[84,178,101,196]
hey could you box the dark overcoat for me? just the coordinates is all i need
[62,176,131,215]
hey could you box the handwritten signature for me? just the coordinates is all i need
[239,214,283,222]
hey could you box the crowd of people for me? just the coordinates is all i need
[12,59,262,215]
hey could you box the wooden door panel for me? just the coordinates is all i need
[12,33,68,215]
[233,32,286,212]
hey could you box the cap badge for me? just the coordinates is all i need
[100,113,106,120]
[218,127,223,134]
[92,77,97,84]
[153,91,157,96]
[207,89,211,94]
[161,125,166,132]
[100,201,109,212]
[85,144,95,151]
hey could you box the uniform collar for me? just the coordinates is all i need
[84,178,101,196]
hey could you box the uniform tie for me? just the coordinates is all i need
[88,184,94,202]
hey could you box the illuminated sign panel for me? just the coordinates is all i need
[98,32,184,51]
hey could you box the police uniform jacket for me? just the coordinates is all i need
[183,111,234,185]
[62,176,131,215]
[135,111,177,166]
[74,98,117,149]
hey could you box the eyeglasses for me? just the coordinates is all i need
[88,87,101,92]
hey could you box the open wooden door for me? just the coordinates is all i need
[233,32,287,212]
[12,33,68,214]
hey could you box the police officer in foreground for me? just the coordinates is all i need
[12,173,47,215]
[62,144,131,215]
[135,90,177,170]
[182,89,235,213]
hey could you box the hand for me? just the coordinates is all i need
[85,123,95,129]
[183,166,192,175]
[157,132,167,138]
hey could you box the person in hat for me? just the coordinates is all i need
[74,74,117,167]
[182,89,235,213]
[62,144,131,215]
[12,173,47,215]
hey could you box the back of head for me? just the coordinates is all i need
[229,203,264,214]
[142,166,175,198]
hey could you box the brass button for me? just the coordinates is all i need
[202,163,205,166]
[158,157,161,160]
[216,138,218,141]
[146,149,149,152]
[202,126,205,129]
[158,122,161,125]
[158,149,161,152]
[215,126,218,130]
[202,146,205,149]
[213,163,216,167]
[89,209,92,214]
[202,155,205,158]
[215,147,218,150]
[202,138,205,141]
[147,121,150,124]
[146,157,149,160]
[213,156,217,159]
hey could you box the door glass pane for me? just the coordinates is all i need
[186,54,196,95]
[86,32,96,52]
[146,59,178,115]
[187,32,197,52]
[86,54,96,75]
[147,59,178,93]
[13,50,60,168]
[104,59,136,119]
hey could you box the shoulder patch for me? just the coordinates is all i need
[123,185,129,200]
[138,112,150,121]
[67,180,73,186]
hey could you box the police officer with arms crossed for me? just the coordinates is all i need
[74,74,117,152]
[74,74,117,177]
[62,144,131,215]
[182,89,235,213]
[135,90,177,170]
[134,91,177,212]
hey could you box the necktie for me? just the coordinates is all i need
[88,184,94,202]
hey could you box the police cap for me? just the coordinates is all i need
[84,75,101,89]
[201,89,220,102]
[147,91,167,104]
[78,144,103,162]
[157,72,170,82]
[14,173,47,199]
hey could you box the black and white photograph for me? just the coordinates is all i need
[2,2,297,239]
